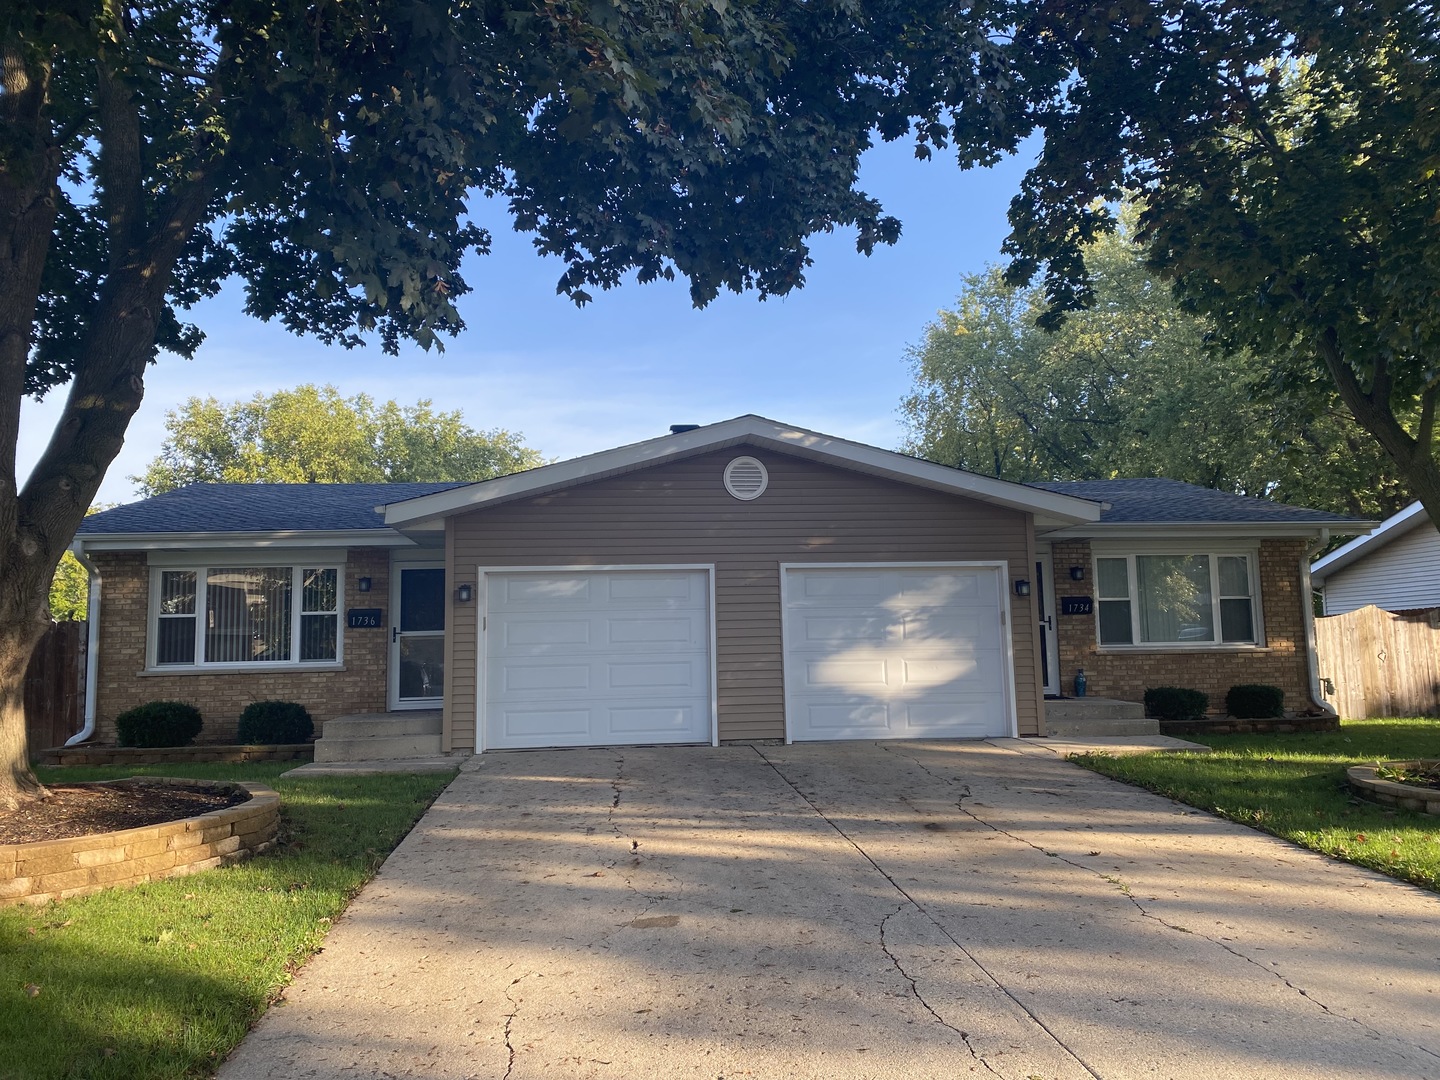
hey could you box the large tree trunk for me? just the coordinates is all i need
[0,618,50,810]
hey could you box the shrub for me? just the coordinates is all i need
[1143,687,1210,722]
[237,700,315,744]
[1226,684,1285,719]
[114,701,204,747]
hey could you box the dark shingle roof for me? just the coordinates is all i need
[1028,478,1367,526]
[78,482,471,535]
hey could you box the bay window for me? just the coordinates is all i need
[1095,552,1258,647]
[151,565,341,668]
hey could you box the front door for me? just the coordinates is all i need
[1035,545,1060,697]
[389,565,445,710]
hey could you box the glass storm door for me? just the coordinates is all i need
[1035,546,1060,697]
[390,566,445,709]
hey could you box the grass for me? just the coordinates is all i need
[0,762,456,1080]
[1071,718,1440,892]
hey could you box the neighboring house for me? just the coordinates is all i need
[72,416,1370,751]
[1310,502,1440,615]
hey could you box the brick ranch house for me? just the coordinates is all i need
[69,416,1370,755]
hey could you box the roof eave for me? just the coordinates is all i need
[381,416,1104,527]
[1310,501,1428,581]
[1039,520,1379,540]
[73,529,423,552]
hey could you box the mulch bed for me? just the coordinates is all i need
[0,784,248,846]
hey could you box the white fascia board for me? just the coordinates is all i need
[73,529,421,553]
[1310,501,1427,582]
[381,415,1104,526]
[1039,520,1379,541]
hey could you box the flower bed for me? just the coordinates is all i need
[0,778,280,906]
[1346,760,1440,816]
[37,743,313,767]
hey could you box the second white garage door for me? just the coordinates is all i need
[782,564,1013,741]
[483,568,713,750]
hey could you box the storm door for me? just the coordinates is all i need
[389,565,445,709]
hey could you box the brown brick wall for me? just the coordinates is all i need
[1049,539,1319,715]
[91,549,390,742]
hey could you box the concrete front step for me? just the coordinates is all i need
[1043,697,1158,737]
[322,712,442,739]
[313,710,444,763]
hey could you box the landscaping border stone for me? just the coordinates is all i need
[1159,715,1340,736]
[0,778,280,907]
[1346,761,1440,816]
[37,744,313,767]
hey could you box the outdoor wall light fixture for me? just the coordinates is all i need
[456,583,475,604]
[1013,579,1031,597]
[357,576,372,593]
[1070,566,1086,581]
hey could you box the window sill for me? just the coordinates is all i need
[1094,644,1268,654]
[139,663,347,676]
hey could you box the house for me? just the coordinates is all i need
[71,416,1371,753]
[1310,502,1440,616]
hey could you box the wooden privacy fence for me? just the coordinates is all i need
[1315,605,1440,719]
[25,620,86,751]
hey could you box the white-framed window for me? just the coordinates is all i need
[1095,552,1259,647]
[150,565,342,668]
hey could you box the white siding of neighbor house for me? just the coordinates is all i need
[1323,521,1440,614]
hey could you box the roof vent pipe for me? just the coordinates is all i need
[669,424,701,434]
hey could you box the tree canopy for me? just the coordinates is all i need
[0,1,1051,803]
[901,231,1411,521]
[136,384,543,494]
[1002,0,1440,530]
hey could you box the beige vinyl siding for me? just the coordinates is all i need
[445,447,1040,749]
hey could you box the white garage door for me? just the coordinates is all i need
[782,565,1012,741]
[483,569,713,750]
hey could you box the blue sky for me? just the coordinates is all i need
[18,138,1035,505]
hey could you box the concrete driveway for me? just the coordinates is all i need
[219,741,1440,1079]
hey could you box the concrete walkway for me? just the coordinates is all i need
[219,741,1439,1079]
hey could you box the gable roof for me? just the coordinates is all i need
[77,482,466,548]
[379,415,1105,529]
[1310,501,1430,582]
[1030,479,1373,534]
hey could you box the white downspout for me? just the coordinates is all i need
[1301,531,1338,720]
[65,545,101,746]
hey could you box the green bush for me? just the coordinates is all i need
[1143,687,1210,722]
[1226,684,1285,719]
[236,700,315,744]
[114,701,204,747]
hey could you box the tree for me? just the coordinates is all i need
[1,2,1042,805]
[901,231,1412,520]
[1000,0,1440,529]
[136,384,543,494]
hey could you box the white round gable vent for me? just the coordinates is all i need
[724,456,769,500]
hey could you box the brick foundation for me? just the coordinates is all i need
[0,779,280,907]
[91,550,391,743]
[1049,539,1320,716]
[36,744,314,767]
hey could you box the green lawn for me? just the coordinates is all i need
[0,763,456,1080]
[1072,718,1440,891]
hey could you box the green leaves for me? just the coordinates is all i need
[133,384,545,494]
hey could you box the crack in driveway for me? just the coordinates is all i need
[877,742,1440,1065]
[750,744,1102,1079]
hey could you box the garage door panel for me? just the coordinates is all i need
[785,566,1010,741]
[485,569,712,749]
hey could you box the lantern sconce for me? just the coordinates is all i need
[357,576,373,593]
[1069,566,1086,581]
[1013,579,1031,597]
[455,583,475,604]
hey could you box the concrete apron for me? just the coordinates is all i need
[218,742,1440,1080]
